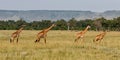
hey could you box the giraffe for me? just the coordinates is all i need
[34,24,55,43]
[10,25,26,43]
[93,31,106,43]
[74,25,91,43]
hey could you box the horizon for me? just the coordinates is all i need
[0,0,120,12]
[0,9,120,12]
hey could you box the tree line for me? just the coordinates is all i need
[0,17,120,31]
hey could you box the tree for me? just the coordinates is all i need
[15,19,27,29]
[55,19,67,30]
[68,18,77,30]
[93,17,106,31]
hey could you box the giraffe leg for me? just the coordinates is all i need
[10,37,13,43]
[93,39,96,42]
[44,37,46,44]
[34,39,38,43]
[35,39,39,43]
[95,39,100,45]
[35,37,40,43]
[16,38,19,43]
[12,38,15,43]
[80,37,84,44]
[93,38,98,44]
[37,38,41,42]
[16,35,19,43]
[98,39,102,44]
[35,37,38,43]
[10,39,12,43]
[74,39,77,42]
[93,39,99,45]
[74,37,80,42]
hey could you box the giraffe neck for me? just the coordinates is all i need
[45,25,54,33]
[83,27,89,34]
[17,27,24,34]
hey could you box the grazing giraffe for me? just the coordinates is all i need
[34,24,55,43]
[74,25,91,43]
[10,25,26,43]
[93,31,106,43]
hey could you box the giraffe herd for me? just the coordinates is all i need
[10,24,106,44]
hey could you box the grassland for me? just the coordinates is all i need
[0,30,120,60]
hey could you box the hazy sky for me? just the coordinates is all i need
[0,0,120,12]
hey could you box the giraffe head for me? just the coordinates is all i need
[52,24,56,27]
[87,25,91,29]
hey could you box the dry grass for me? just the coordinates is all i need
[0,30,120,60]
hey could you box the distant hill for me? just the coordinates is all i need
[0,10,120,22]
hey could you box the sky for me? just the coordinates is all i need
[0,0,120,12]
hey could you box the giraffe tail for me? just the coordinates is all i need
[10,37,13,43]
[10,39,12,43]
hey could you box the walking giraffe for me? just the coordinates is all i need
[10,25,26,43]
[34,24,55,43]
[93,31,106,43]
[74,25,91,43]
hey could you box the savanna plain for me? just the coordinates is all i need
[0,30,120,60]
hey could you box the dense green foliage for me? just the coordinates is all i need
[0,17,120,31]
